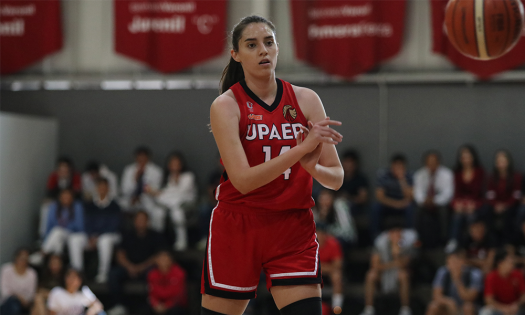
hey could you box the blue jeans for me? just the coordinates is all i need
[371,202,415,239]
[0,296,24,315]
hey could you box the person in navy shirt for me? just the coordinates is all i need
[371,154,414,238]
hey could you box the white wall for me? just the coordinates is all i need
[0,113,58,264]
[21,0,457,76]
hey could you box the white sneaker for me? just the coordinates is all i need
[95,273,107,284]
[399,306,412,315]
[360,306,375,315]
[29,252,44,266]
[107,304,127,315]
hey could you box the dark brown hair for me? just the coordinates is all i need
[219,16,276,94]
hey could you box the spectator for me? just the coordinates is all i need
[146,151,197,251]
[147,250,187,315]
[31,255,64,315]
[486,150,522,244]
[371,154,414,239]
[480,249,525,315]
[83,178,122,283]
[510,220,525,268]
[107,211,166,315]
[414,150,454,247]
[448,145,485,248]
[197,159,223,249]
[316,223,344,313]
[426,249,482,315]
[47,268,104,315]
[120,146,163,231]
[360,225,417,315]
[46,156,81,199]
[461,218,496,274]
[313,188,356,245]
[339,149,369,214]
[30,189,86,271]
[82,160,119,202]
[0,248,37,315]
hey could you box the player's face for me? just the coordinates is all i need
[232,23,278,78]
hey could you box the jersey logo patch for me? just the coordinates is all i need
[247,101,254,112]
[283,105,297,122]
[248,114,263,121]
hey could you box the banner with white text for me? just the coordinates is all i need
[115,0,227,73]
[0,0,62,74]
[291,0,406,79]
[431,0,525,79]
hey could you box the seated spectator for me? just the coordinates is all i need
[197,159,223,249]
[46,156,81,199]
[486,150,522,244]
[317,223,344,313]
[313,188,356,245]
[480,249,525,315]
[147,250,187,315]
[339,149,369,215]
[83,178,122,283]
[107,211,166,315]
[120,146,163,231]
[360,224,418,315]
[30,189,86,271]
[82,160,119,202]
[509,220,525,268]
[31,255,64,315]
[47,268,104,315]
[145,151,197,251]
[461,218,496,274]
[371,154,414,239]
[448,145,485,248]
[426,249,482,315]
[414,150,454,247]
[1,248,37,315]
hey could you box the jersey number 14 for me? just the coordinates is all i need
[263,146,291,180]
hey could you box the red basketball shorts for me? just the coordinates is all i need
[201,202,322,300]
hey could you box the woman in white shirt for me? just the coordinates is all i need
[146,151,197,251]
[1,248,37,315]
[47,269,103,315]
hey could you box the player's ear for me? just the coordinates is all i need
[231,49,241,63]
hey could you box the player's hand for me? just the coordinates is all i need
[297,125,323,173]
[297,117,342,153]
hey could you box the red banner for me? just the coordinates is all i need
[291,0,407,79]
[431,0,525,79]
[0,0,62,75]
[115,0,227,73]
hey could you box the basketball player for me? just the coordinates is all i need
[201,16,344,315]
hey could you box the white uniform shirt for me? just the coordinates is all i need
[81,165,119,200]
[0,263,37,303]
[413,165,454,206]
[157,172,197,210]
[47,286,97,315]
[121,162,163,197]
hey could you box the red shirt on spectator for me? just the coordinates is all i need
[486,173,522,208]
[484,269,525,304]
[319,235,343,264]
[452,168,485,209]
[46,172,82,196]
[148,264,187,309]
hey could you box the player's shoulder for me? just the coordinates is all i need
[291,84,321,103]
[211,89,239,114]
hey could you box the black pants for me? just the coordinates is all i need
[108,265,148,307]
[150,306,186,315]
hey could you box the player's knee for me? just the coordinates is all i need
[201,307,227,315]
[279,297,322,315]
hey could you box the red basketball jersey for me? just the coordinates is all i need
[215,78,315,212]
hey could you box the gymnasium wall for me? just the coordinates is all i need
[1,83,524,191]
[0,113,58,265]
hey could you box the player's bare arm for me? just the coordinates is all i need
[293,85,344,190]
[210,91,342,194]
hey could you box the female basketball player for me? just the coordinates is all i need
[201,16,344,315]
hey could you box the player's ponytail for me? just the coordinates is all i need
[219,15,276,94]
